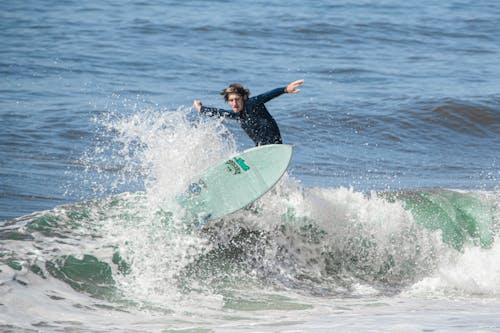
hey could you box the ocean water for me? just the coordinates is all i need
[1,1,499,332]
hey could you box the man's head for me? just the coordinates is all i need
[220,83,249,113]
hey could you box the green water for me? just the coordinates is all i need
[390,190,496,250]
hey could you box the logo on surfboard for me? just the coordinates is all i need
[225,157,250,175]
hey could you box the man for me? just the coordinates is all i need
[193,79,304,146]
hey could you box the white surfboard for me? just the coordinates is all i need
[177,144,293,225]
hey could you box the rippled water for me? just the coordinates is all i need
[1,1,499,332]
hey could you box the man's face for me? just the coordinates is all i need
[228,93,245,113]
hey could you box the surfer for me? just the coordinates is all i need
[193,79,304,146]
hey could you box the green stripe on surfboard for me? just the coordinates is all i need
[177,144,293,223]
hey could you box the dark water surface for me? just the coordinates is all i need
[1,2,500,331]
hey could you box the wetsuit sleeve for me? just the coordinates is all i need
[250,87,287,105]
[200,106,239,119]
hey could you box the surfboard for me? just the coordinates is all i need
[177,144,293,226]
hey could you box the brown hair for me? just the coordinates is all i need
[220,83,250,102]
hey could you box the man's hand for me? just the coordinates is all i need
[285,79,304,94]
[193,100,202,112]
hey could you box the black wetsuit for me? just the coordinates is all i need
[200,87,286,146]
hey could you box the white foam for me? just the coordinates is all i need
[93,107,237,307]
[407,239,500,297]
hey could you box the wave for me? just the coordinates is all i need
[294,96,500,156]
[1,185,498,311]
[411,98,500,136]
[2,106,497,317]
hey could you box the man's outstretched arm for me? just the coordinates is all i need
[252,79,305,105]
[193,100,238,119]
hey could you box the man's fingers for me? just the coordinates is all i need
[289,79,304,93]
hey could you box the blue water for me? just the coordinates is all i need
[1,1,499,332]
